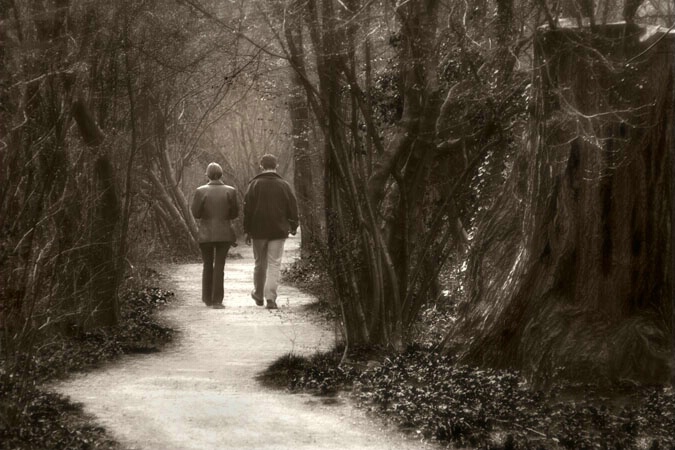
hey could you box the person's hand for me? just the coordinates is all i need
[245,234,251,245]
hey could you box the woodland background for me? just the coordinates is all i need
[0,1,674,447]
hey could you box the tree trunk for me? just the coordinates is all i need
[293,0,454,348]
[137,92,199,253]
[153,105,200,244]
[450,23,673,385]
[72,99,120,327]
[671,53,675,387]
[285,8,321,257]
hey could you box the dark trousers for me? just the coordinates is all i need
[199,242,231,305]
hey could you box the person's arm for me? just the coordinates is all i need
[243,181,254,235]
[286,183,299,235]
[229,188,239,220]
[191,189,204,219]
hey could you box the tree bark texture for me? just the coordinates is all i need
[0,1,131,346]
[136,93,200,253]
[452,24,673,384]
[72,99,121,327]
[285,7,321,257]
[292,0,477,348]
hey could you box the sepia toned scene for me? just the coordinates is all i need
[0,1,673,449]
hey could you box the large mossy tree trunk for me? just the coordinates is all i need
[450,23,673,384]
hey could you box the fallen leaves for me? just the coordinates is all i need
[0,285,174,450]
[263,344,675,449]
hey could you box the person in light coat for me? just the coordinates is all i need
[191,162,238,309]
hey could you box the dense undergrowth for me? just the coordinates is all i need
[277,258,675,449]
[0,283,175,450]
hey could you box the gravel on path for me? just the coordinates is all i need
[52,236,430,450]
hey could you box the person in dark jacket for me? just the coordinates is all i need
[191,162,238,309]
[243,154,298,309]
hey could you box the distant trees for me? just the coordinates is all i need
[208,89,297,220]
[178,0,311,247]
[0,0,266,362]
[120,0,259,252]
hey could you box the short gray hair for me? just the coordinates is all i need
[206,162,223,180]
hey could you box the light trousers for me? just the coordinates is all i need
[252,238,286,302]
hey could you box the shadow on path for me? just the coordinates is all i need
[53,235,429,450]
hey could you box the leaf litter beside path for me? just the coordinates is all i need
[259,344,674,449]
[0,284,175,450]
[276,259,675,449]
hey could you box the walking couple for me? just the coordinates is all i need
[190,154,298,310]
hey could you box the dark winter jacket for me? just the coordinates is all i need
[243,172,298,239]
[191,180,238,243]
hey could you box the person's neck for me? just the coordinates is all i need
[262,169,277,173]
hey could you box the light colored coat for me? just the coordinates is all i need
[191,180,238,243]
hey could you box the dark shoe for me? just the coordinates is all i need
[265,300,278,310]
[211,304,225,309]
[251,290,264,306]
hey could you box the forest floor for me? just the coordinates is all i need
[1,234,673,449]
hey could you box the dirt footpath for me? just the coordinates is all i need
[53,236,429,450]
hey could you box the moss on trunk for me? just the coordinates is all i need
[452,23,673,385]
